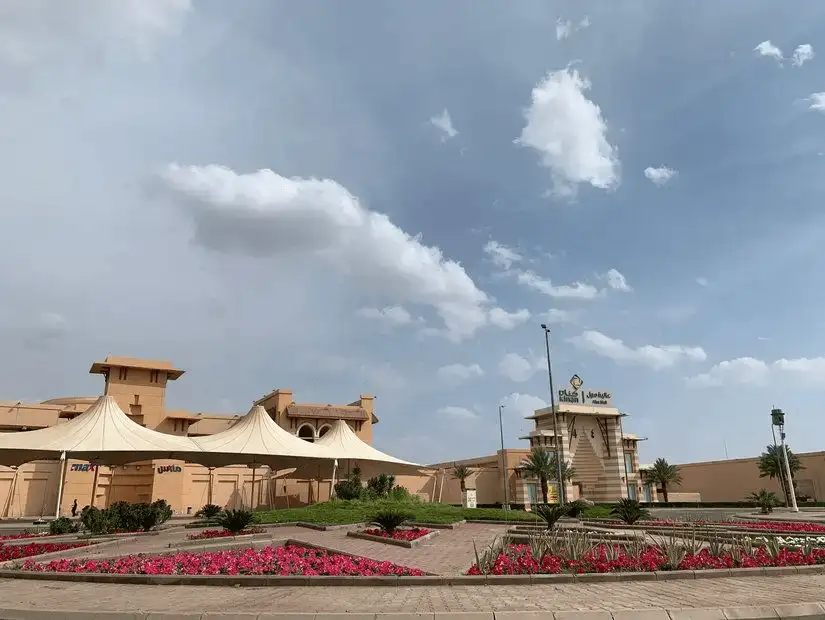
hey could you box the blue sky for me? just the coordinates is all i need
[2,1,825,467]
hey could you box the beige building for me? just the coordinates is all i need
[0,360,649,517]
[0,356,379,517]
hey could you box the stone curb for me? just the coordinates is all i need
[171,531,272,548]
[346,529,441,548]
[406,520,466,530]
[1,602,825,619]
[2,562,823,587]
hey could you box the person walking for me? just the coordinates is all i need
[71,499,78,518]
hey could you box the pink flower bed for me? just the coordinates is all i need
[186,529,263,541]
[0,542,89,562]
[22,544,425,576]
[361,528,430,541]
[0,533,51,541]
[467,543,825,575]
[606,519,825,534]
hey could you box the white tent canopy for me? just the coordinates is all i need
[0,395,202,466]
[190,405,334,468]
[289,419,431,481]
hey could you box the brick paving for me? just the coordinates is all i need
[1,574,825,614]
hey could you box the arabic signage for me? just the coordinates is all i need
[157,465,182,474]
[70,464,98,472]
[557,375,612,407]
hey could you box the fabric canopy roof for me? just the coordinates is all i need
[0,395,202,466]
[288,419,431,479]
[190,405,334,468]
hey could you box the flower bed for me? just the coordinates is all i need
[0,542,89,562]
[596,519,825,534]
[0,533,51,542]
[361,528,430,542]
[186,529,264,541]
[22,544,425,576]
[467,543,825,575]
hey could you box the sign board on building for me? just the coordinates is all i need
[70,464,97,472]
[557,375,612,407]
[462,489,477,509]
[156,465,182,474]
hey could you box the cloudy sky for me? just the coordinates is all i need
[2,1,825,466]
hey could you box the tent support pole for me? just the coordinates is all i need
[89,465,100,509]
[250,466,257,510]
[438,469,445,503]
[105,466,115,508]
[208,468,214,506]
[4,468,19,518]
[330,459,338,499]
[55,452,68,518]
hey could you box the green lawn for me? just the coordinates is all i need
[255,500,612,525]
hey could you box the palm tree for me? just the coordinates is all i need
[642,458,682,502]
[758,444,804,505]
[452,465,471,492]
[549,453,575,482]
[521,448,556,503]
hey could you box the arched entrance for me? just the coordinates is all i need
[297,424,315,442]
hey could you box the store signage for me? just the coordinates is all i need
[156,465,182,474]
[557,375,612,407]
[70,464,97,472]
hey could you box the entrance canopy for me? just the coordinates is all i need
[289,419,431,480]
[0,395,201,466]
[190,405,334,468]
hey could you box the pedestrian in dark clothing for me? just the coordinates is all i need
[71,499,78,518]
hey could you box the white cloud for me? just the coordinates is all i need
[498,353,540,382]
[437,363,484,384]
[644,166,677,186]
[688,355,825,387]
[696,277,709,287]
[517,271,601,299]
[430,109,458,140]
[355,306,418,327]
[555,16,591,40]
[488,307,531,330]
[515,69,619,200]
[0,0,192,67]
[159,164,511,341]
[604,268,632,292]
[500,393,547,420]
[438,406,478,420]
[807,93,825,113]
[792,44,814,67]
[545,308,577,324]
[483,240,522,271]
[754,40,783,63]
[569,330,707,370]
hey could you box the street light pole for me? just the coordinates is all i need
[498,404,509,511]
[771,408,799,513]
[541,324,566,506]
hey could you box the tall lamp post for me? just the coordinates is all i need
[771,408,799,513]
[541,324,566,505]
[498,404,509,511]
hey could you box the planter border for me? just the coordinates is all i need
[3,558,823,587]
[407,520,465,529]
[172,530,272,548]
[346,528,440,548]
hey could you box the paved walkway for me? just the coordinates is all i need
[2,573,825,614]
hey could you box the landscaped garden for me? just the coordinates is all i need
[360,527,430,541]
[20,544,425,576]
[0,541,90,562]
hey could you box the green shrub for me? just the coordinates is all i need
[334,468,363,500]
[747,489,779,514]
[49,516,79,535]
[366,474,395,497]
[196,504,223,519]
[389,486,418,503]
[533,503,569,530]
[368,507,414,534]
[151,499,173,525]
[610,498,651,525]
[80,506,116,535]
[565,499,588,519]
[217,509,256,534]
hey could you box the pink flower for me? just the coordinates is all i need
[361,528,430,541]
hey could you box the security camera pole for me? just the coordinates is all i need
[771,408,799,512]
[541,323,566,505]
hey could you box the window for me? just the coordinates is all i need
[627,484,637,500]
[624,452,634,474]
[150,370,159,383]
[118,367,128,380]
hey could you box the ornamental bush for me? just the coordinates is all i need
[334,468,363,500]
[79,499,174,535]
[196,504,223,520]
[368,507,414,535]
[217,509,257,534]
[533,503,569,530]
[610,498,651,525]
[48,517,79,536]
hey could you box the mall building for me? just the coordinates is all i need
[0,358,655,517]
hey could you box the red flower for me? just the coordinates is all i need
[361,528,430,541]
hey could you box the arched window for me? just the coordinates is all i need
[297,424,316,443]
[318,425,331,438]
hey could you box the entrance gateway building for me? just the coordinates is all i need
[0,358,652,517]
